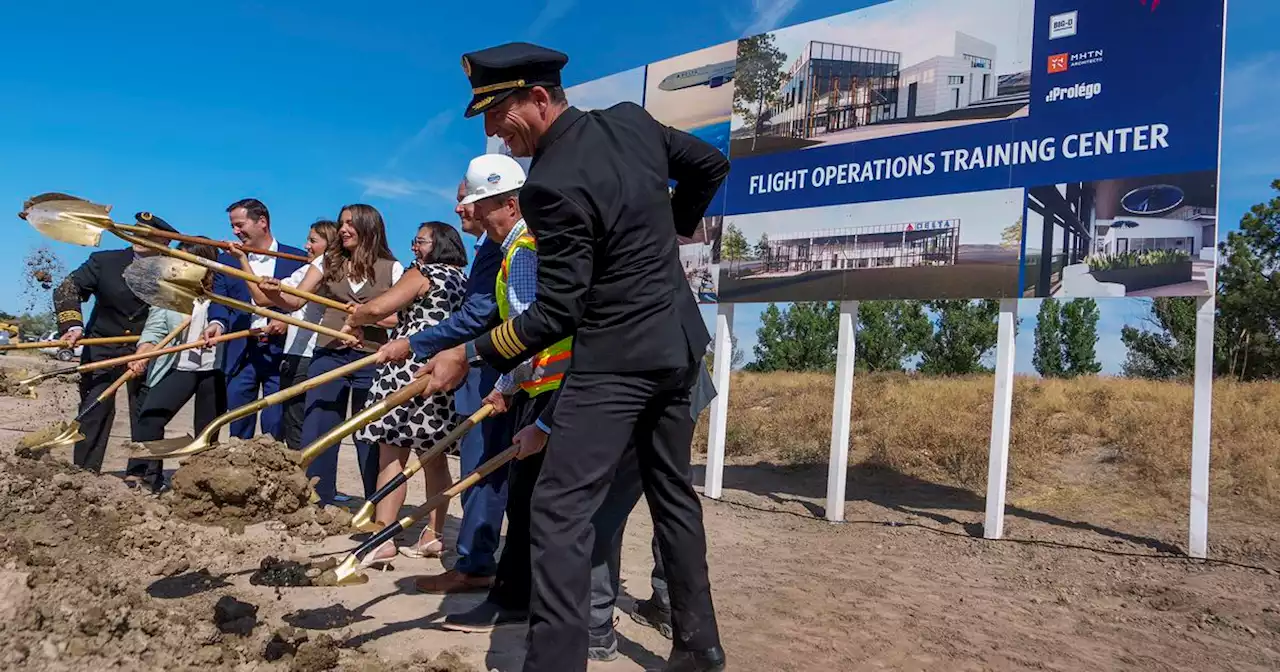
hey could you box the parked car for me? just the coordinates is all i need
[38,330,80,362]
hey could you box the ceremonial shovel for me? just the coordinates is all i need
[121,256,358,346]
[18,317,191,454]
[18,193,308,262]
[319,445,519,587]
[348,404,495,533]
[22,197,350,312]
[131,353,383,460]
[13,326,260,397]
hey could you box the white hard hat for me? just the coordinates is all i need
[461,153,526,205]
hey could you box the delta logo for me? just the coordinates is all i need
[1048,49,1104,74]
[1139,0,1161,11]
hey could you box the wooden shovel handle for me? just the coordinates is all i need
[207,293,358,344]
[112,222,309,262]
[79,328,259,373]
[0,335,141,350]
[113,230,351,313]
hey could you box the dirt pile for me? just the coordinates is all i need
[167,436,353,537]
[0,451,293,670]
[0,368,31,397]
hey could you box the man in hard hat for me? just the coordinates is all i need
[416,42,729,672]
[436,152,577,634]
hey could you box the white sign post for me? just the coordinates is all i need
[826,301,859,522]
[705,303,734,500]
[984,298,1019,539]
[1188,294,1216,558]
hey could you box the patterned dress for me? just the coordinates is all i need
[356,262,467,452]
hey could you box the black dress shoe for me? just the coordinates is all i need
[664,645,726,672]
[439,600,528,633]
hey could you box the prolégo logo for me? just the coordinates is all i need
[1045,82,1102,103]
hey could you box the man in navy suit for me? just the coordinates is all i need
[203,198,307,440]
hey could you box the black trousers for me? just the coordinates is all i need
[126,369,228,483]
[73,363,144,474]
[279,354,311,450]
[523,363,721,672]
[487,389,552,611]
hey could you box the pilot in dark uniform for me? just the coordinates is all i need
[450,42,729,672]
[52,211,178,486]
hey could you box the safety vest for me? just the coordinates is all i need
[494,232,573,398]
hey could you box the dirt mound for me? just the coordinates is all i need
[0,452,294,670]
[167,436,353,537]
[0,368,32,397]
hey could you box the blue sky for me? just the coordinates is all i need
[1,0,1274,375]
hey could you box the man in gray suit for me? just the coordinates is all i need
[587,359,718,661]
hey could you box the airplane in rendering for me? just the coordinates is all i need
[658,60,736,91]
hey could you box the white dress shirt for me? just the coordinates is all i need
[282,263,324,358]
[245,238,280,330]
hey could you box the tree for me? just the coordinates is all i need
[753,233,770,261]
[1000,217,1023,249]
[918,300,1001,375]
[1216,179,1280,380]
[16,312,56,337]
[1060,298,1102,376]
[705,332,746,375]
[1120,298,1198,380]
[856,300,931,372]
[1032,299,1065,377]
[747,302,839,372]
[733,34,788,151]
[720,224,750,275]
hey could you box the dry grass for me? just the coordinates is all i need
[693,372,1280,518]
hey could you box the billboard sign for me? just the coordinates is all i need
[483,0,1227,302]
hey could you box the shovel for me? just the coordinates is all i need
[131,352,382,459]
[19,317,192,453]
[23,198,347,311]
[18,193,308,262]
[348,404,495,533]
[121,256,359,346]
[14,327,261,397]
[318,445,519,587]
[296,362,448,471]
[0,335,140,351]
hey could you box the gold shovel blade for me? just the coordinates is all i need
[350,503,378,532]
[22,200,111,247]
[313,554,369,587]
[123,256,207,314]
[128,434,209,459]
[17,421,81,454]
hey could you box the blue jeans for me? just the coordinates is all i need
[452,364,511,577]
[226,337,285,440]
[301,347,379,504]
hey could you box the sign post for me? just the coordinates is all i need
[1188,294,1216,558]
[826,301,859,522]
[705,303,734,500]
[984,298,1019,539]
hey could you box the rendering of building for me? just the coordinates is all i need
[761,220,960,273]
[762,40,903,139]
[1025,172,1218,297]
[896,32,998,119]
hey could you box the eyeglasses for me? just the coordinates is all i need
[410,238,430,247]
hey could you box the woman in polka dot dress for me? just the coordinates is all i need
[344,221,469,564]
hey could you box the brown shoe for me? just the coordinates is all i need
[412,569,494,594]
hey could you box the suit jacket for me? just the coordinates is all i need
[53,248,151,364]
[206,243,307,374]
[472,103,727,374]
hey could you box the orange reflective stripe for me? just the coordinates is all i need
[535,350,571,366]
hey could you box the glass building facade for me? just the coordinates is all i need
[767,41,902,139]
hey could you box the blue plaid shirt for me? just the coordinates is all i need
[495,219,538,395]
